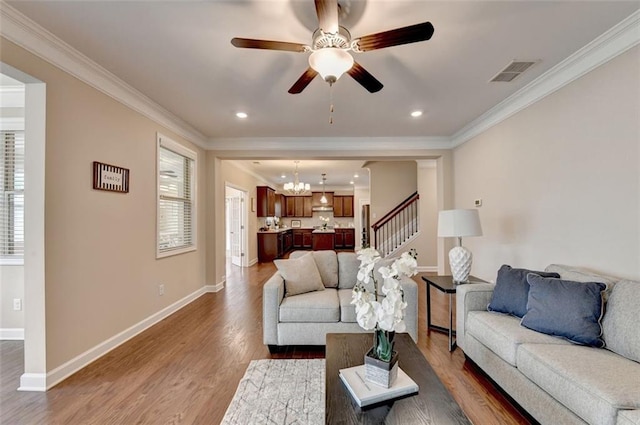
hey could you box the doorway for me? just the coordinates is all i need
[0,63,47,391]
[225,185,247,269]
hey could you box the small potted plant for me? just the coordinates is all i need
[351,247,418,388]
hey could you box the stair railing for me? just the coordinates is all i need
[371,192,419,257]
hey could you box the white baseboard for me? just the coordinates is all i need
[44,286,208,390]
[417,266,438,273]
[19,373,47,391]
[0,328,24,340]
[248,258,258,267]
[205,281,224,292]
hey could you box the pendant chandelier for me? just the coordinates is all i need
[283,161,310,195]
[320,173,328,204]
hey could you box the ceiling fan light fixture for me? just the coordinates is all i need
[309,48,354,83]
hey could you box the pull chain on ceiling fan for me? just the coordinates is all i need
[230,0,435,96]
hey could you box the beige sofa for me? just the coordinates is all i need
[263,250,418,351]
[457,264,640,425]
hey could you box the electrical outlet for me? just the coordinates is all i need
[158,284,165,296]
[13,298,22,311]
[474,199,483,207]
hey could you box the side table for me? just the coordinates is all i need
[421,275,486,351]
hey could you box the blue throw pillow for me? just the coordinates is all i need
[487,265,560,317]
[521,274,606,348]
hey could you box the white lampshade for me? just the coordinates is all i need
[438,209,483,283]
[309,48,354,82]
[437,209,483,238]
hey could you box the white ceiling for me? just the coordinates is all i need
[4,1,639,187]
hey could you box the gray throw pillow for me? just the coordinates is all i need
[274,253,325,297]
[521,274,606,348]
[487,265,560,317]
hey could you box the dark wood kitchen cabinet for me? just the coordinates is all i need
[257,186,276,217]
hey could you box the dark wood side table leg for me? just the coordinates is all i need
[448,292,457,352]
[426,281,432,329]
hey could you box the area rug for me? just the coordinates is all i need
[221,359,325,425]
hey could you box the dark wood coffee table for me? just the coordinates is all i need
[326,333,471,424]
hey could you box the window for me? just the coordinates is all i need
[157,134,196,258]
[0,131,25,263]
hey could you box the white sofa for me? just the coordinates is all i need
[263,250,418,351]
[457,264,640,425]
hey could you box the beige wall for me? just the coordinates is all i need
[416,163,438,268]
[0,265,24,329]
[453,46,640,282]
[366,161,418,222]
[1,37,208,370]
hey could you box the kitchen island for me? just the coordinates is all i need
[311,229,335,251]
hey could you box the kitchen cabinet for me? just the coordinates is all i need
[258,229,293,262]
[334,228,355,249]
[302,230,313,248]
[293,228,313,249]
[256,186,276,217]
[282,195,312,218]
[312,191,334,207]
[286,196,296,216]
[275,194,286,218]
[312,232,335,251]
[303,197,313,217]
[333,195,354,217]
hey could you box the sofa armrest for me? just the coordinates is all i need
[455,283,495,351]
[400,275,419,343]
[263,272,285,345]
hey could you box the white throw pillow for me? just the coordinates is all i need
[274,253,325,297]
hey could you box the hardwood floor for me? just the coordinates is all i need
[0,262,534,424]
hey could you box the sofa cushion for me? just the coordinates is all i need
[338,289,357,323]
[289,250,339,288]
[517,343,640,425]
[337,252,359,289]
[602,280,640,363]
[487,265,560,317]
[545,264,618,301]
[274,253,325,296]
[279,288,339,323]
[522,274,606,347]
[466,311,570,366]
[618,410,640,425]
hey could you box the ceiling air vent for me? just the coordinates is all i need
[490,60,537,83]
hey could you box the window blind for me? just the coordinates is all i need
[157,137,196,256]
[0,131,25,260]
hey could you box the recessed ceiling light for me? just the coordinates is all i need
[236,112,248,119]
[281,174,286,179]
[319,180,324,185]
[350,181,354,185]
[353,173,359,178]
[410,110,423,118]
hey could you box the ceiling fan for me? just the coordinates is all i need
[231,0,434,94]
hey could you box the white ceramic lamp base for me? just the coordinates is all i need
[449,246,472,283]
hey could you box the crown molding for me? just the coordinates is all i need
[1,3,637,152]
[207,136,452,152]
[451,9,640,148]
[0,2,208,148]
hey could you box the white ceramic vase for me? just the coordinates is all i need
[449,246,472,283]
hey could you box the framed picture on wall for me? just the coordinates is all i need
[291,220,301,228]
[93,161,129,193]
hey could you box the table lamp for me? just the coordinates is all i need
[438,209,483,283]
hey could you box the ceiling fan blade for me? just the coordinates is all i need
[354,22,434,52]
[347,62,383,93]
[314,0,339,34]
[231,37,307,53]
[288,68,319,94]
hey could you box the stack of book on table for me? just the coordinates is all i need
[339,365,419,407]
